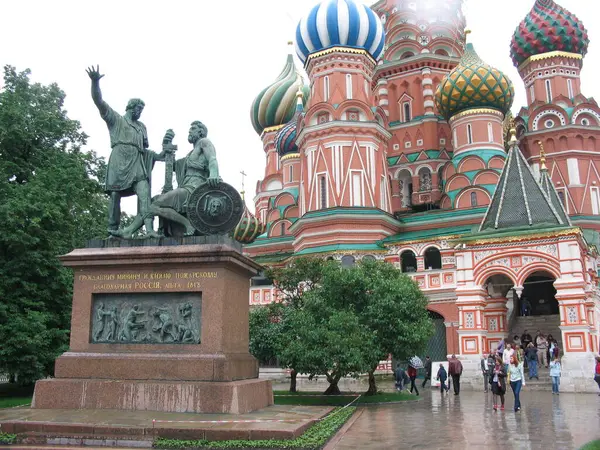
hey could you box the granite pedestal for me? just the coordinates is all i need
[32,237,273,414]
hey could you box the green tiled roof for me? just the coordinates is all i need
[252,252,294,264]
[397,207,488,224]
[480,140,570,232]
[452,149,505,167]
[244,235,294,248]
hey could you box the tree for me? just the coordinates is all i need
[265,257,331,392]
[277,291,376,395]
[315,260,433,395]
[0,66,108,384]
[249,304,282,367]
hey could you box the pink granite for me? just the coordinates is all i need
[32,244,273,414]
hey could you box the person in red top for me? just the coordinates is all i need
[407,365,419,396]
[594,355,600,396]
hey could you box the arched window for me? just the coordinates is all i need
[280,222,286,236]
[403,102,412,123]
[529,85,535,103]
[400,250,417,273]
[289,165,293,182]
[319,175,327,209]
[467,124,473,144]
[346,74,353,99]
[324,76,330,101]
[400,51,415,59]
[341,255,356,267]
[434,49,449,56]
[488,122,494,143]
[424,247,442,270]
[470,192,478,207]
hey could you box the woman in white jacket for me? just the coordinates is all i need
[508,355,526,412]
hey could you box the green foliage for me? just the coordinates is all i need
[580,441,600,450]
[0,397,32,408]
[0,66,108,384]
[153,406,355,449]
[249,304,282,365]
[267,258,432,395]
[0,433,17,445]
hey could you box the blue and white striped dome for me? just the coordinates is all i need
[295,0,385,65]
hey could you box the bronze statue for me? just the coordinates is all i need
[86,65,172,237]
[113,121,223,238]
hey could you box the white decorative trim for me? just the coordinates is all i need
[572,108,600,125]
[532,110,567,130]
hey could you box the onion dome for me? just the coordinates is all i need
[510,0,589,67]
[435,43,514,120]
[275,88,304,157]
[250,45,310,136]
[231,203,265,245]
[295,0,385,65]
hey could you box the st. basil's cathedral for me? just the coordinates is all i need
[234,0,600,391]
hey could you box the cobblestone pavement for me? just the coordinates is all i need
[328,389,600,450]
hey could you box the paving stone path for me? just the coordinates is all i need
[327,389,600,450]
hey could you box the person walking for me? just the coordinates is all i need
[594,355,600,396]
[508,355,526,412]
[490,355,507,411]
[407,365,419,396]
[497,338,505,358]
[547,334,556,365]
[513,335,522,347]
[422,356,432,388]
[481,354,490,392]
[535,331,548,368]
[503,343,514,374]
[394,363,406,392]
[549,357,561,395]
[436,363,448,394]
[448,355,463,395]
[525,343,539,380]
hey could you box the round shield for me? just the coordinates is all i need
[186,182,244,235]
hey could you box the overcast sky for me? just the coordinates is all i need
[0,0,596,214]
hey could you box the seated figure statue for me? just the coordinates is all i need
[112,121,220,238]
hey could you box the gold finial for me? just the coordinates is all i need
[287,40,294,46]
[537,141,547,170]
[509,118,517,144]
[465,29,472,42]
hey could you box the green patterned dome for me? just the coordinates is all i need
[510,0,588,67]
[250,52,309,136]
[435,43,514,120]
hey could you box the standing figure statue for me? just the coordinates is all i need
[86,65,173,237]
[114,121,221,238]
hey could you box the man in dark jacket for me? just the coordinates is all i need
[394,363,407,391]
[422,356,432,388]
[436,363,448,393]
[448,355,463,395]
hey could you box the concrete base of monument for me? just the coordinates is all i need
[0,404,333,447]
[32,378,273,414]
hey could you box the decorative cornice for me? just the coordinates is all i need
[307,47,374,63]
[262,124,285,135]
[462,228,581,246]
[518,51,583,71]
[280,153,300,162]
[384,234,466,248]
[450,108,504,122]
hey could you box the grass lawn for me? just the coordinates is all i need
[580,441,600,450]
[0,383,33,409]
[274,390,416,406]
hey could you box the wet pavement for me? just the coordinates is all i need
[328,389,600,450]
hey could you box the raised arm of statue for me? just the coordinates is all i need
[86,65,115,127]
[201,138,220,187]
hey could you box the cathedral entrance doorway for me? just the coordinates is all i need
[424,311,448,363]
[521,271,558,316]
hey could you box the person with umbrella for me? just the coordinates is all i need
[407,356,423,396]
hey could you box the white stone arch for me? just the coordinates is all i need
[532,109,567,130]
[572,108,600,125]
